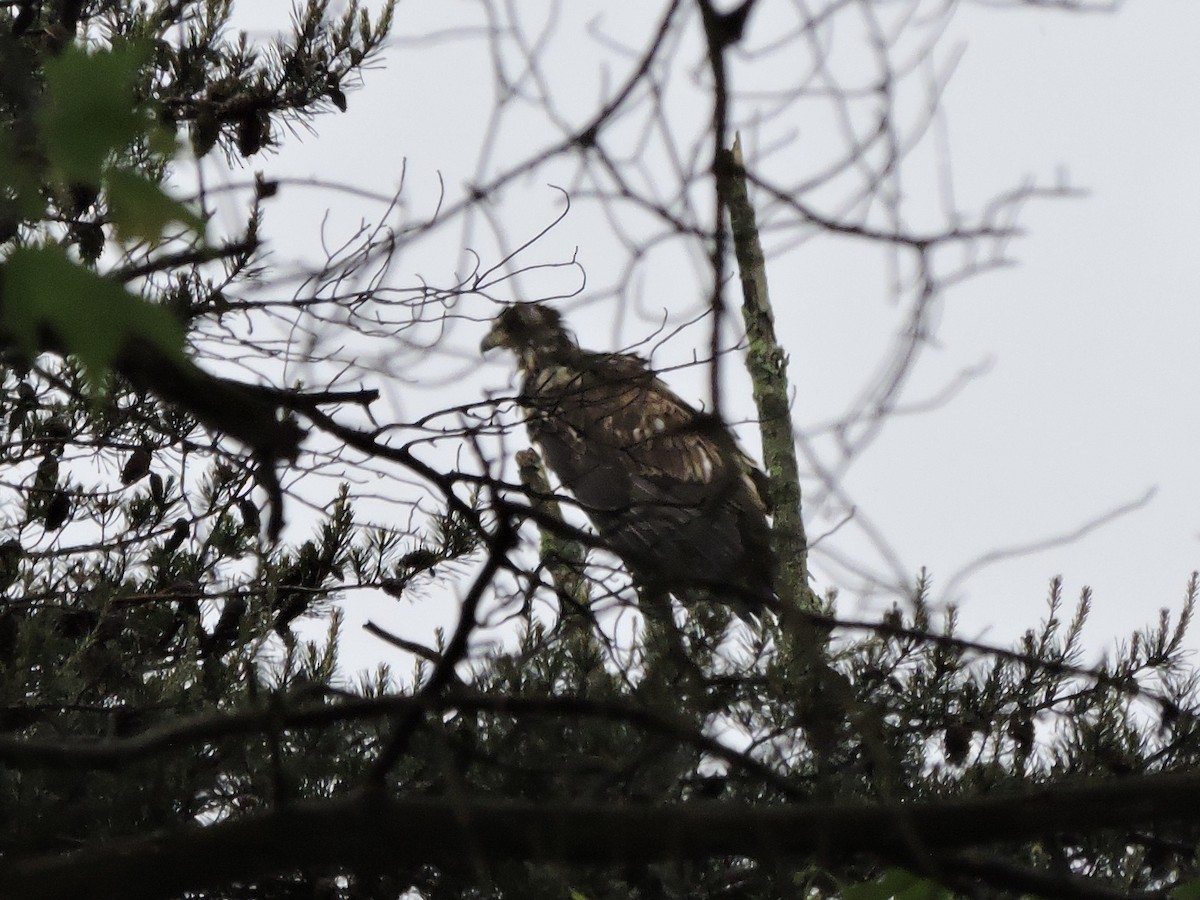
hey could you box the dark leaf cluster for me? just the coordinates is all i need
[1,3,1198,900]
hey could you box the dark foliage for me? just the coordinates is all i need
[1,3,1198,900]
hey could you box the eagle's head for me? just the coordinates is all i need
[481,304,576,366]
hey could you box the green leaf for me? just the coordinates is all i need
[39,43,151,183]
[843,869,951,900]
[106,168,205,244]
[1,246,184,387]
[1174,878,1200,900]
[148,123,180,159]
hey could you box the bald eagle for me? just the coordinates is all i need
[482,303,778,612]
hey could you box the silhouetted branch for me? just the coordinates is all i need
[113,239,260,282]
[0,689,808,798]
[367,518,516,782]
[11,773,1200,900]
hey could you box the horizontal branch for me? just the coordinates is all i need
[0,689,804,798]
[9,773,1200,900]
[235,382,381,411]
[113,239,259,283]
[1,322,305,466]
[115,338,305,464]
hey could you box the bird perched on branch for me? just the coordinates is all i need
[482,303,778,613]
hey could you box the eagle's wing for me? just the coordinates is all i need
[528,355,706,481]
[524,351,767,515]
[522,350,776,605]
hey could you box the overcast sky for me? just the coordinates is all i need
[224,1,1200,666]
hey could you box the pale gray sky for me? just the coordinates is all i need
[222,1,1200,665]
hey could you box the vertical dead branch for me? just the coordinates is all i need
[515,448,591,613]
[716,135,815,612]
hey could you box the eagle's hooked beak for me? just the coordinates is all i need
[480,323,507,353]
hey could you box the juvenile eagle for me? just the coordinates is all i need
[482,303,778,611]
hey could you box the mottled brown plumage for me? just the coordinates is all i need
[483,303,777,611]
